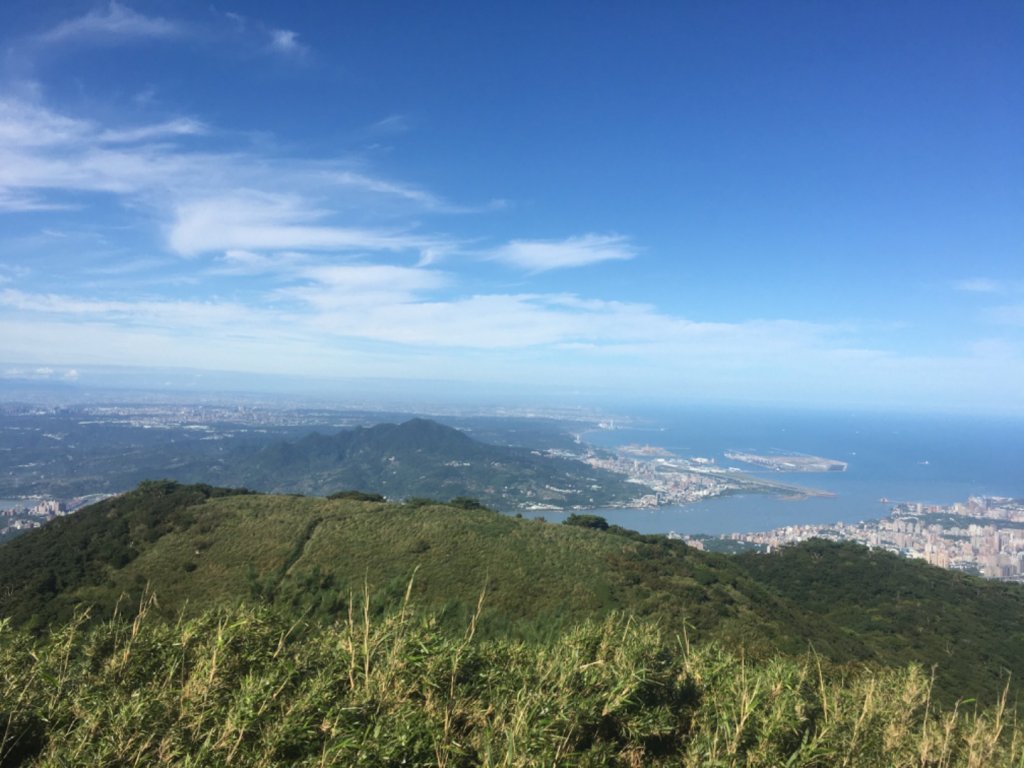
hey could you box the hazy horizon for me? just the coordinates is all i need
[5,363,1024,422]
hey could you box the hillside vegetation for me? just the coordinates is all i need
[1,482,1022,712]
[2,597,1021,767]
[736,540,1024,706]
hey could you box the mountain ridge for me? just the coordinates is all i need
[192,417,644,509]
[2,481,1022,707]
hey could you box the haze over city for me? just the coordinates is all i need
[1,1,1022,413]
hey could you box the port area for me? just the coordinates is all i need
[584,445,835,507]
[723,450,847,472]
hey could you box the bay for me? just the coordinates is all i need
[532,406,1024,535]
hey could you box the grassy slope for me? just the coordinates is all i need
[1,483,1022,706]
[88,494,839,655]
[0,482,252,628]
[2,601,1020,767]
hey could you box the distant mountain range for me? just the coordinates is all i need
[188,418,645,509]
[0,412,647,510]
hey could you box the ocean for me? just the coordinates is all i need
[542,406,1024,536]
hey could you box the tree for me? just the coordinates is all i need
[448,496,488,510]
[563,514,609,531]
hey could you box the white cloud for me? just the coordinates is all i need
[368,115,410,135]
[133,86,159,107]
[268,28,308,58]
[212,249,302,276]
[0,190,76,212]
[8,98,905,403]
[0,318,327,373]
[169,193,443,256]
[0,288,266,331]
[301,264,446,292]
[1,141,184,197]
[282,264,448,310]
[954,277,1002,293]
[0,100,223,203]
[211,9,311,59]
[293,286,834,353]
[0,99,91,148]
[98,118,206,144]
[38,2,184,44]
[324,171,445,209]
[6,282,1024,411]
[988,305,1024,326]
[416,246,454,267]
[320,170,500,215]
[489,234,637,271]
[0,98,473,258]
[0,282,831,357]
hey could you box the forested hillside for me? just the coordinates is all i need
[193,418,645,509]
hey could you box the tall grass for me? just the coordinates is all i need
[1,590,1020,767]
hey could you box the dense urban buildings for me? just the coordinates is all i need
[707,497,1024,582]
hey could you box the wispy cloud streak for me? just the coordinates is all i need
[37,2,184,44]
[954,277,1002,293]
[0,98,461,258]
[488,234,637,271]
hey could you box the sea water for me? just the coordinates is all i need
[545,406,1024,536]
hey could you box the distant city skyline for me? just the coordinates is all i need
[1,1,1022,413]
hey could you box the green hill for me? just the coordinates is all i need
[735,539,1024,705]
[1,481,1022,709]
[187,417,646,510]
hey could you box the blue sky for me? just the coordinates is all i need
[0,1,1021,413]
